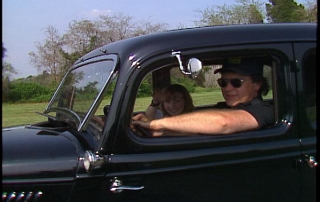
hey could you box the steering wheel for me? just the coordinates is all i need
[133,124,153,137]
[90,115,105,128]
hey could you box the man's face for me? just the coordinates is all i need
[219,72,261,107]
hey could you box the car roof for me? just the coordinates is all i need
[80,23,316,63]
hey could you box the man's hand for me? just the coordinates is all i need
[132,113,163,137]
[132,113,149,122]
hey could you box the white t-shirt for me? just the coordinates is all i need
[155,110,164,119]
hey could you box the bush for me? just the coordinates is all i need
[194,86,218,93]
[137,79,153,97]
[171,77,196,93]
[6,82,55,103]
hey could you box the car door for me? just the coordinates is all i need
[101,44,303,202]
[293,43,317,202]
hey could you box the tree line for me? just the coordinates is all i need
[2,0,317,103]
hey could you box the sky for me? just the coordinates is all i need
[2,0,308,79]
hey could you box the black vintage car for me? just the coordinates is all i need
[2,23,317,202]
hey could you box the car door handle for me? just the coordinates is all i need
[110,185,145,193]
[110,178,144,193]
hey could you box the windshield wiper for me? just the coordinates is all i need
[35,112,57,121]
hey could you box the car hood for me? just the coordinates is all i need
[2,126,79,182]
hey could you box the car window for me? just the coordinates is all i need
[302,52,316,125]
[133,51,275,137]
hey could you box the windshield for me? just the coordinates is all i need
[44,54,118,130]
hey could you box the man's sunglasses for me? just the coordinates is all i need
[217,78,246,88]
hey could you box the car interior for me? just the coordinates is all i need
[131,53,276,137]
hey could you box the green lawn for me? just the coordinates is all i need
[2,103,49,128]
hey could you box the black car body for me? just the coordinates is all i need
[2,23,317,202]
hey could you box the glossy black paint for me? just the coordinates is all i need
[2,126,78,180]
[2,23,316,202]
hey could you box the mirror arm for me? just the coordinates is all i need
[172,51,191,75]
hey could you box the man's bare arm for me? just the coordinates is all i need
[133,109,259,135]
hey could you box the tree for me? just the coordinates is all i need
[195,0,316,25]
[29,26,64,82]
[303,0,317,22]
[58,49,84,77]
[59,19,105,77]
[2,44,18,79]
[2,44,18,101]
[27,13,168,88]
[97,13,168,43]
[195,0,264,26]
[131,19,168,36]
[2,62,18,101]
[266,0,308,22]
[97,13,135,43]
[62,20,101,53]
[2,62,18,80]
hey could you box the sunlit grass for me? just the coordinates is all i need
[2,103,48,127]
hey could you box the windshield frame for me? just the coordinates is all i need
[44,54,119,131]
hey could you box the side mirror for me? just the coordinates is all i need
[172,51,202,79]
[186,58,202,79]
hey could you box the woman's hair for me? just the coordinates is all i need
[160,84,194,117]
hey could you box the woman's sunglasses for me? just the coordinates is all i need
[217,78,246,88]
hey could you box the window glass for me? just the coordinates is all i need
[46,56,117,128]
[133,53,275,137]
[303,53,316,124]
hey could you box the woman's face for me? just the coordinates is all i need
[163,92,185,116]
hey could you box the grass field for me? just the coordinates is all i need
[2,90,273,128]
